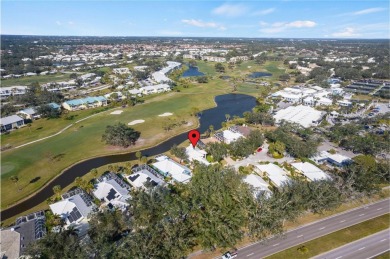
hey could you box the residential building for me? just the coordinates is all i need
[139,84,171,95]
[185,144,210,165]
[229,56,249,63]
[93,172,131,211]
[0,86,28,99]
[128,88,142,97]
[48,102,61,111]
[214,129,244,144]
[113,67,131,75]
[49,188,96,235]
[311,151,352,167]
[243,174,272,198]
[291,162,330,181]
[18,107,40,120]
[0,115,25,132]
[273,105,325,128]
[337,100,352,107]
[202,56,226,62]
[127,164,165,189]
[151,155,192,183]
[254,163,290,188]
[0,211,46,258]
[62,96,107,111]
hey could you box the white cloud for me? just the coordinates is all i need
[252,8,275,16]
[331,27,361,37]
[259,20,317,34]
[212,4,248,17]
[56,21,62,26]
[353,7,386,15]
[68,21,74,25]
[181,19,226,30]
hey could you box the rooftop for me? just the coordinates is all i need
[255,163,290,187]
[291,162,330,181]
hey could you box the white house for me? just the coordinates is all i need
[254,163,290,188]
[113,67,131,75]
[0,86,28,99]
[338,100,352,107]
[49,189,96,235]
[127,165,165,189]
[273,105,325,128]
[185,145,210,165]
[214,129,244,144]
[243,174,272,198]
[291,162,330,181]
[18,108,40,120]
[152,155,192,183]
[311,151,351,167]
[93,172,131,210]
[139,84,171,95]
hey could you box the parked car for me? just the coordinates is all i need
[257,147,263,152]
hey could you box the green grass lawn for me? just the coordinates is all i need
[1,73,71,87]
[266,214,390,259]
[1,76,263,209]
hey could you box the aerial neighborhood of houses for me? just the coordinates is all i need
[1,37,389,258]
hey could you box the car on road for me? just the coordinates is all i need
[221,251,238,259]
[256,147,263,152]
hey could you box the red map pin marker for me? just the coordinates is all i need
[188,129,200,148]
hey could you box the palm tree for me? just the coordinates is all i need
[136,151,142,161]
[74,177,83,187]
[225,114,231,122]
[209,125,215,136]
[53,185,62,199]
[10,175,21,191]
[90,168,98,178]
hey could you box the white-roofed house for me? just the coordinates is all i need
[243,174,272,198]
[311,151,352,167]
[185,145,210,165]
[0,115,25,132]
[18,107,41,120]
[127,164,165,189]
[151,155,192,183]
[273,105,325,128]
[139,84,171,95]
[49,188,96,235]
[291,162,330,181]
[214,129,244,144]
[93,172,131,211]
[254,163,290,188]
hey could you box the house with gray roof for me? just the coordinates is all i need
[0,115,25,132]
[18,107,41,120]
[0,211,46,258]
[49,188,96,236]
[93,172,131,211]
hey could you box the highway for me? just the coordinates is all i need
[313,229,390,259]
[235,199,389,258]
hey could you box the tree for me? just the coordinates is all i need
[279,73,290,81]
[69,73,78,79]
[269,141,286,156]
[206,142,228,162]
[74,177,83,187]
[10,175,21,191]
[188,60,197,67]
[52,185,62,199]
[140,156,148,164]
[215,63,225,73]
[208,125,215,136]
[90,168,98,178]
[225,114,231,122]
[197,76,208,83]
[27,123,32,133]
[37,104,61,118]
[295,74,307,83]
[1,103,17,117]
[135,151,142,161]
[170,144,189,163]
[102,123,140,147]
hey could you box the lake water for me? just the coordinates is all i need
[248,72,273,78]
[181,66,205,77]
[1,93,256,220]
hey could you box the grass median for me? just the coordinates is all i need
[266,214,390,259]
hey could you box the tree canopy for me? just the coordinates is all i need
[102,123,140,147]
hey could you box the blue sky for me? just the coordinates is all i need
[2,1,389,38]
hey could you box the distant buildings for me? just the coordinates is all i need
[62,96,107,111]
[139,84,171,95]
[0,86,27,99]
[202,56,226,62]
[185,144,210,165]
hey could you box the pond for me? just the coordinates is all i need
[248,72,272,78]
[181,65,205,77]
[1,94,256,221]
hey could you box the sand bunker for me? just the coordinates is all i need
[128,120,145,126]
[110,110,123,115]
[158,112,173,117]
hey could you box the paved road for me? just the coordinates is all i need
[313,229,390,259]
[235,199,389,259]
